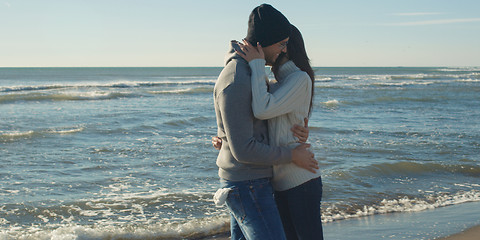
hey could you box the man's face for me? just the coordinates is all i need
[262,38,289,66]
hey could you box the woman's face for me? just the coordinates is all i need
[262,38,289,66]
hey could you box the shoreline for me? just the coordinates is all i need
[201,225,480,240]
[201,201,480,240]
[437,225,480,240]
[200,225,480,240]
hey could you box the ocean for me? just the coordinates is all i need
[1,67,479,239]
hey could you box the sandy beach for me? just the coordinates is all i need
[202,226,480,240]
[438,225,480,240]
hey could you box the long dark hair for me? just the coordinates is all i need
[272,24,315,116]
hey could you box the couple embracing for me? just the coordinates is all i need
[212,4,324,240]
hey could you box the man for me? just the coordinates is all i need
[213,4,318,240]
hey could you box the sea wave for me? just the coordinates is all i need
[323,189,480,222]
[163,116,211,127]
[315,76,333,82]
[455,78,480,83]
[330,161,480,179]
[314,72,480,89]
[0,190,228,240]
[1,84,214,103]
[344,95,448,105]
[314,80,439,90]
[0,126,85,142]
[0,130,36,140]
[0,216,229,240]
[0,85,67,92]
[148,87,214,95]
[438,67,480,72]
[321,99,340,107]
[0,91,139,104]
[388,74,446,80]
[372,81,435,87]
[0,80,216,93]
[46,127,85,135]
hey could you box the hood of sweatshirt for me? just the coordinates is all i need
[224,40,246,66]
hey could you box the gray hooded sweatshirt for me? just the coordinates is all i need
[213,41,292,181]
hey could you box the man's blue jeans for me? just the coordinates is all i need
[220,178,287,240]
[275,177,324,240]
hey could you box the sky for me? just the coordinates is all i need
[1,0,479,67]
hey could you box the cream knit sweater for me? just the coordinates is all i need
[249,59,321,191]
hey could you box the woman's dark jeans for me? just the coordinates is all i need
[275,177,324,240]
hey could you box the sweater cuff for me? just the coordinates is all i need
[278,147,293,165]
[248,59,266,72]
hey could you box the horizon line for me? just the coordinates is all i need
[1,65,479,68]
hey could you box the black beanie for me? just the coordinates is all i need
[245,4,291,47]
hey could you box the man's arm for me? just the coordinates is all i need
[217,82,291,166]
[217,68,318,172]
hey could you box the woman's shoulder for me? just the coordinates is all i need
[285,70,311,86]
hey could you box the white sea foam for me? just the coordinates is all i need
[323,99,340,107]
[2,190,478,239]
[315,76,332,81]
[438,67,480,72]
[148,87,213,95]
[373,81,434,86]
[47,127,85,135]
[0,216,229,240]
[60,91,130,100]
[0,126,84,142]
[0,79,215,94]
[455,78,480,83]
[0,130,35,138]
[322,189,480,223]
[148,89,194,94]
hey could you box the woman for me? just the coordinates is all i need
[216,24,324,239]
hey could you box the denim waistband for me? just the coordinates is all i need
[220,177,270,188]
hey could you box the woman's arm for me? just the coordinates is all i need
[235,40,311,120]
[249,60,310,119]
[212,118,309,150]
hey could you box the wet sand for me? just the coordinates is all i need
[201,226,480,240]
[201,201,480,240]
[437,225,480,240]
[201,225,480,240]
